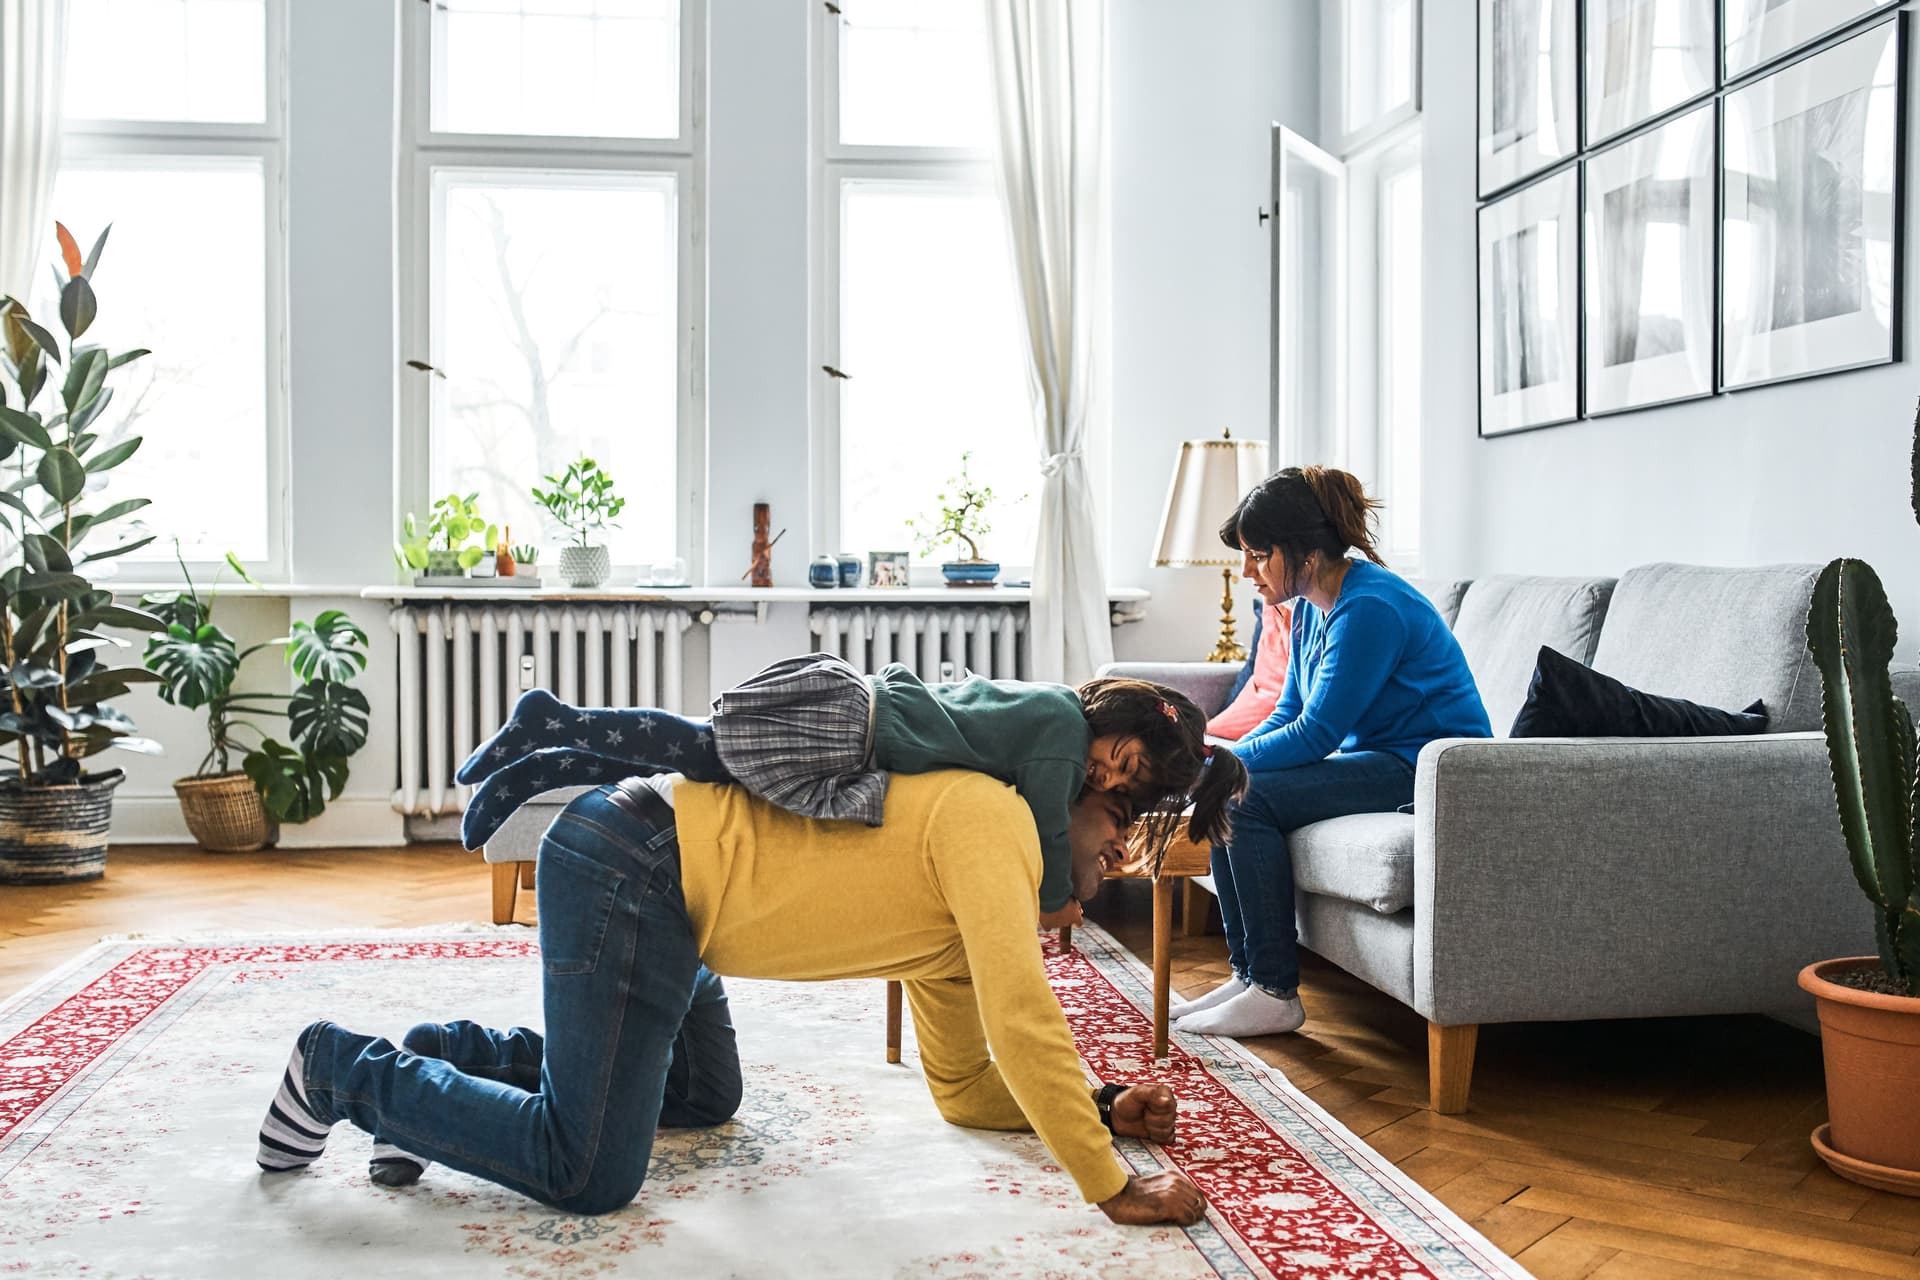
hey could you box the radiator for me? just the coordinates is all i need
[809,605,1029,681]
[390,604,695,817]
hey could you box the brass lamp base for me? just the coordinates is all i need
[1205,566,1246,663]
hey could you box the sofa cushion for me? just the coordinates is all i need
[1403,577,1471,628]
[1449,576,1616,737]
[1291,811,1415,913]
[1511,645,1771,737]
[1591,563,1822,732]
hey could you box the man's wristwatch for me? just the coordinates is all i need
[1094,1082,1126,1131]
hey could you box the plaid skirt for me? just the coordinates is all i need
[710,652,889,825]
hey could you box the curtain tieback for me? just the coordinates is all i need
[1039,451,1084,478]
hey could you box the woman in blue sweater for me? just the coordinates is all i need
[1172,467,1491,1039]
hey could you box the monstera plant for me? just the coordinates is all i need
[142,552,370,850]
[0,223,167,884]
[1800,399,1920,1194]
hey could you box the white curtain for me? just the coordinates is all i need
[0,0,66,303]
[984,0,1112,685]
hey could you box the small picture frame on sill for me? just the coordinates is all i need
[867,551,910,589]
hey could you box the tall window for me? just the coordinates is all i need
[816,0,1037,575]
[1310,0,1424,566]
[402,0,701,573]
[49,0,285,570]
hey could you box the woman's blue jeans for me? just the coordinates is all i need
[299,785,742,1215]
[1212,751,1416,997]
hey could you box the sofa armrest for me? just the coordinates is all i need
[1410,733,1871,1026]
[1096,661,1240,717]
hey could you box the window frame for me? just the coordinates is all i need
[1269,125,1349,473]
[53,0,291,581]
[1351,127,1424,569]
[1333,0,1422,155]
[810,2,1034,582]
[397,0,707,582]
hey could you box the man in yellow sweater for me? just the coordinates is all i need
[257,770,1208,1228]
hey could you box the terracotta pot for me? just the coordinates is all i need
[1800,956,1920,1194]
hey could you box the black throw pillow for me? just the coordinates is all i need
[1509,645,1770,738]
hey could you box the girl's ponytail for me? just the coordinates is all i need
[1183,745,1248,847]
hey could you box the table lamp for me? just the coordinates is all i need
[1151,427,1271,663]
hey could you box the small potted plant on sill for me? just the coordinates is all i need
[910,452,1007,587]
[533,455,624,588]
[141,552,371,851]
[0,223,170,885]
[1801,399,1920,1195]
[396,493,495,583]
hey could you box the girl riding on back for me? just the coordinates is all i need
[457,655,1249,927]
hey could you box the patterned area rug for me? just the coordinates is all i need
[0,923,1527,1279]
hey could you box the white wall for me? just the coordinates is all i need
[1109,0,1322,665]
[1421,8,1920,636]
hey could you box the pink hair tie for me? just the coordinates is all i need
[1203,744,1214,759]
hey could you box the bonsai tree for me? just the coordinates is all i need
[141,551,371,823]
[532,455,624,548]
[396,493,495,575]
[909,451,1000,563]
[0,223,166,786]
[1806,401,1920,995]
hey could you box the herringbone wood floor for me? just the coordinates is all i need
[4,847,1918,1279]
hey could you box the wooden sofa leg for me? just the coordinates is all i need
[1428,1022,1478,1114]
[491,862,520,925]
[519,862,536,891]
[885,981,903,1064]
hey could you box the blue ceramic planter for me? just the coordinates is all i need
[941,560,1000,587]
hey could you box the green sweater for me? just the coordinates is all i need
[869,665,1089,913]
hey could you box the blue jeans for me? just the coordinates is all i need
[1212,751,1416,996]
[301,785,742,1215]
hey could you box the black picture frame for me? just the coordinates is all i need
[1478,0,1582,199]
[1478,165,1584,437]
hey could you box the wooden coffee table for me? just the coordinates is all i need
[883,824,1213,1065]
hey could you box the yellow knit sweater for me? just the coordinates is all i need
[671,769,1127,1204]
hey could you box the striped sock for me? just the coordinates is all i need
[368,1141,429,1187]
[256,1029,336,1172]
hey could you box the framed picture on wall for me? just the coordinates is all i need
[1586,0,1716,146]
[1584,102,1717,415]
[1724,0,1901,82]
[1721,17,1904,391]
[1479,0,1579,196]
[1479,166,1582,435]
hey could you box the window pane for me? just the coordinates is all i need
[431,172,678,567]
[837,0,993,148]
[1380,161,1422,556]
[1278,153,1343,464]
[433,0,680,139]
[839,184,1036,569]
[1343,0,1417,137]
[64,0,266,124]
[39,159,269,561]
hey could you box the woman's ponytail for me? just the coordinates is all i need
[1299,466,1386,566]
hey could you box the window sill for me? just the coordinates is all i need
[363,585,1152,605]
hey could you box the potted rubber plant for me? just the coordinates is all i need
[1801,399,1920,1195]
[396,493,495,580]
[141,552,371,849]
[910,452,1003,587]
[0,223,167,884]
[533,455,623,588]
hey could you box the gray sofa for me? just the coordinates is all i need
[1107,562,1919,1114]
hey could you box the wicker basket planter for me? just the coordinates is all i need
[174,772,278,853]
[0,771,124,885]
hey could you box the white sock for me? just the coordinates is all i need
[369,1141,430,1187]
[257,1035,336,1172]
[1174,986,1306,1038]
[1168,975,1246,1019]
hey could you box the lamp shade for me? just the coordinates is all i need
[1151,435,1271,567]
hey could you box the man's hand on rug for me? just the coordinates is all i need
[1097,1171,1208,1226]
[1038,900,1084,930]
[1109,1083,1178,1144]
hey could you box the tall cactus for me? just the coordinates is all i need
[1808,400,1920,994]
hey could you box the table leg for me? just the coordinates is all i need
[1153,876,1172,1060]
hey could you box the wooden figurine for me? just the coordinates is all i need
[750,503,773,588]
